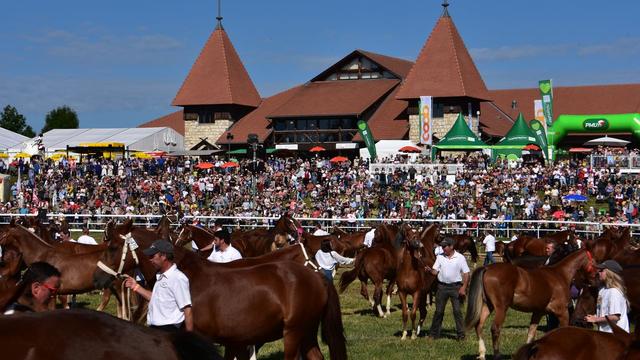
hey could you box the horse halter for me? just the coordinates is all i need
[584,250,595,274]
[96,233,140,279]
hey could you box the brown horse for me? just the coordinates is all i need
[505,229,576,260]
[464,249,595,360]
[447,233,479,264]
[514,318,636,360]
[0,309,223,360]
[230,213,300,257]
[584,226,632,262]
[94,231,347,360]
[395,230,435,340]
[0,251,23,311]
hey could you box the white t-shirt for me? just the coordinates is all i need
[315,250,353,271]
[596,287,629,333]
[148,264,192,327]
[313,229,330,236]
[76,234,98,245]
[207,245,242,263]
[432,251,470,284]
[482,234,496,252]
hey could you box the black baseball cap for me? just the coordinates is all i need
[440,238,454,247]
[595,260,623,275]
[143,240,174,256]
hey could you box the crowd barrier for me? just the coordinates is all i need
[1,213,638,239]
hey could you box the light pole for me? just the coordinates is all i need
[226,133,234,160]
[247,134,259,196]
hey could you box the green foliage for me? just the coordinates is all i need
[42,105,79,133]
[0,105,36,137]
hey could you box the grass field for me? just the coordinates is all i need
[74,264,541,360]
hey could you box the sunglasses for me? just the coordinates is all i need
[39,282,59,295]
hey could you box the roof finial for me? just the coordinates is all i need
[442,0,450,17]
[216,0,224,29]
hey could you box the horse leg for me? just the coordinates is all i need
[526,312,544,343]
[399,291,409,340]
[96,289,111,311]
[384,281,394,317]
[410,291,420,340]
[359,280,373,307]
[282,329,303,360]
[475,303,491,360]
[490,307,507,360]
[373,281,385,318]
[300,331,323,360]
[417,290,427,338]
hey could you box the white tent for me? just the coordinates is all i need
[10,127,183,155]
[359,140,422,160]
[0,127,29,151]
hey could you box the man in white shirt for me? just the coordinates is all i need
[312,223,330,236]
[125,240,193,332]
[76,227,98,245]
[207,230,242,263]
[482,230,496,265]
[425,237,470,340]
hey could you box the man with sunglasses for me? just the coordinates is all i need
[4,261,61,314]
[124,240,193,332]
[424,237,470,341]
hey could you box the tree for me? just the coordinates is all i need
[42,105,79,133]
[0,105,36,137]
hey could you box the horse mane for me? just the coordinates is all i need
[10,224,54,248]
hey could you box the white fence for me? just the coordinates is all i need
[2,213,638,239]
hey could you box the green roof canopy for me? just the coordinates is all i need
[434,113,487,149]
[227,149,248,155]
[494,113,538,147]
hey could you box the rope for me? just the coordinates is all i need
[298,242,318,271]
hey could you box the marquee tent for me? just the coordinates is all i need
[432,113,488,159]
[492,113,539,160]
[0,127,29,151]
[11,127,183,155]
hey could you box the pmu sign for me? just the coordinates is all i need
[583,118,609,131]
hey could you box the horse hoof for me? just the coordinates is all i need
[411,334,417,340]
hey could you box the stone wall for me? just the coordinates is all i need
[409,113,479,144]
[184,119,232,149]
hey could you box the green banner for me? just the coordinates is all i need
[357,120,377,159]
[529,119,548,158]
[538,80,554,127]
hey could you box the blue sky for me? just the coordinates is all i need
[1,0,639,132]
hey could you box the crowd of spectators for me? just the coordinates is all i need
[1,150,639,235]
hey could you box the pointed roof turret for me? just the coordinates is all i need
[172,19,261,107]
[396,4,490,101]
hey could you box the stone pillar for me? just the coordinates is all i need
[408,114,420,144]
[184,119,233,150]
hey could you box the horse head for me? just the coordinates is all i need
[274,213,302,246]
[155,215,174,242]
[93,229,138,290]
[569,284,598,328]
[174,224,193,248]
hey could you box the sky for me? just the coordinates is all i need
[1,0,639,133]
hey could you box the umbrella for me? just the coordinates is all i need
[131,152,153,159]
[522,144,540,151]
[221,161,240,169]
[0,153,8,159]
[14,152,31,159]
[47,152,67,161]
[398,145,421,153]
[329,156,348,163]
[563,194,588,202]
[569,147,592,153]
[195,162,214,169]
[309,146,326,152]
[584,136,630,147]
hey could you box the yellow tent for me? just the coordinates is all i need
[0,153,8,159]
[13,152,31,159]
[48,152,77,161]
[131,152,152,159]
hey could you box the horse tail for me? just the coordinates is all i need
[321,279,348,360]
[468,237,479,263]
[338,252,364,293]
[170,331,223,360]
[464,266,486,332]
[513,341,538,360]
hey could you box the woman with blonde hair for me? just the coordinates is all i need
[584,259,629,333]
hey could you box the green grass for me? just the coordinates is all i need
[74,264,541,360]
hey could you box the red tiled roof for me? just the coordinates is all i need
[357,50,414,79]
[218,86,304,144]
[268,79,399,118]
[353,87,408,141]
[480,83,640,136]
[396,14,490,101]
[138,110,185,135]
[172,26,261,107]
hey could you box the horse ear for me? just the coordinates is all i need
[607,316,633,346]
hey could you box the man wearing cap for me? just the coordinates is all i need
[584,259,629,333]
[425,237,470,340]
[207,230,242,263]
[124,240,193,332]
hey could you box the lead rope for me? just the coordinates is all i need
[298,242,318,271]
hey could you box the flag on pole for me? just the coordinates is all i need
[419,96,433,145]
[538,80,554,127]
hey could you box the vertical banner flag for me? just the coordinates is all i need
[529,119,548,158]
[419,96,433,145]
[538,80,554,127]
[534,100,546,131]
[357,120,377,160]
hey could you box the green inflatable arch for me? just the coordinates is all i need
[547,113,640,147]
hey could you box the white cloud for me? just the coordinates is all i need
[578,37,640,56]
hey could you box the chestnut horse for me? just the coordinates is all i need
[504,229,576,261]
[94,231,347,360]
[514,319,637,360]
[230,213,301,257]
[584,226,632,262]
[0,309,223,360]
[447,233,479,264]
[465,249,595,360]
[0,251,23,311]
